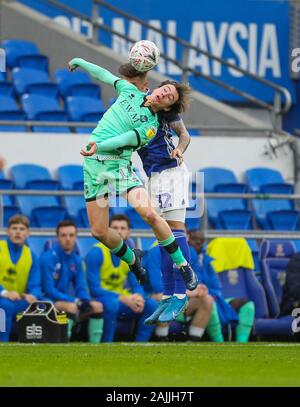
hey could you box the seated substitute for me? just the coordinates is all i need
[144,242,214,341]
[40,220,103,343]
[187,230,255,342]
[85,214,157,343]
[0,215,41,342]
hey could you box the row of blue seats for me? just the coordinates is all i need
[199,167,298,230]
[0,94,105,133]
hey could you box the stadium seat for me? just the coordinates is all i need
[2,205,21,227]
[27,236,51,256]
[54,68,101,100]
[16,195,66,227]
[252,199,298,230]
[12,68,59,98]
[10,164,60,190]
[140,237,157,251]
[21,94,70,132]
[260,239,296,318]
[245,167,293,194]
[207,198,252,229]
[64,196,86,227]
[200,167,247,193]
[0,80,14,97]
[66,96,106,122]
[0,95,27,132]
[0,72,6,81]
[0,179,15,206]
[246,239,260,272]
[218,267,294,337]
[77,237,98,258]
[57,165,83,190]
[2,39,48,71]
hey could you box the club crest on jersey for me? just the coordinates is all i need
[140,115,148,123]
[146,126,156,139]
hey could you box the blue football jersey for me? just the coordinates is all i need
[138,110,181,177]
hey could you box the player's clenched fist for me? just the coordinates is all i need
[80,141,97,156]
[68,58,82,72]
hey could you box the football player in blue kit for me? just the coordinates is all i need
[118,64,196,323]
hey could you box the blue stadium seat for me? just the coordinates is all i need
[77,237,99,258]
[260,239,296,318]
[252,199,298,230]
[66,96,106,122]
[218,267,294,337]
[12,68,58,98]
[3,39,48,71]
[0,72,6,81]
[0,81,14,97]
[57,165,83,190]
[27,236,51,256]
[16,195,66,227]
[246,239,260,272]
[10,163,60,190]
[0,179,15,206]
[21,94,70,132]
[245,167,293,194]
[21,94,68,121]
[200,167,247,193]
[0,95,27,132]
[64,196,86,227]
[207,198,251,229]
[54,68,101,100]
[140,237,157,251]
[2,205,21,227]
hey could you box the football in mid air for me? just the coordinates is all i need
[129,40,160,72]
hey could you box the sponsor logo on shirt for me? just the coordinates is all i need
[146,126,156,139]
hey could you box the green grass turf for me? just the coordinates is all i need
[0,343,300,387]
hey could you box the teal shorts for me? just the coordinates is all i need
[83,157,143,201]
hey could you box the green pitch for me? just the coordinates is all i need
[0,343,300,387]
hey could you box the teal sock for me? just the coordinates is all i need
[158,235,187,267]
[207,302,224,342]
[236,301,255,343]
[88,316,104,344]
[111,240,135,265]
[67,319,74,339]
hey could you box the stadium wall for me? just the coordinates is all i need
[0,133,294,182]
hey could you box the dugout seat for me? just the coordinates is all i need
[2,39,49,71]
[27,236,51,256]
[12,68,59,98]
[77,237,99,258]
[0,73,14,97]
[260,239,297,318]
[10,164,61,190]
[57,165,83,190]
[218,267,294,337]
[54,68,101,100]
[246,239,260,273]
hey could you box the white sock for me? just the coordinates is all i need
[178,261,188,267]
[155,326,169,337]
[189,326,205,338]
[174,293,186,299]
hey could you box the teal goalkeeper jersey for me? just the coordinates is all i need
[69,58,159,160]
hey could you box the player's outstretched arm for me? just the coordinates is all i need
[68,58,120,87]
